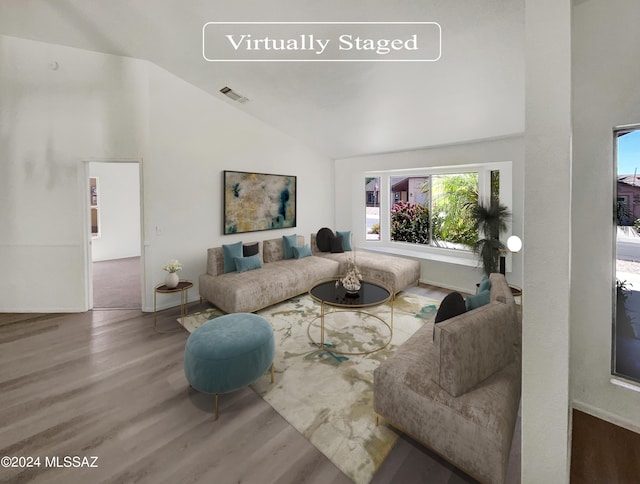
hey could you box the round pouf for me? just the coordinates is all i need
[184,313,275,419]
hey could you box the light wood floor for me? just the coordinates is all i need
[0,284,520,484]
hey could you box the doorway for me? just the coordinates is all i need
[87,161,143,309]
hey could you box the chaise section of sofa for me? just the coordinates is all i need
[198,236,339,314]
[373,273,521,484]
[310,233,420,294]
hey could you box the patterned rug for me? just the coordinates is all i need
[179,292,439,484]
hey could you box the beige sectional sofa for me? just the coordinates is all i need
[198,234,421,313]
[310,234,420,296]
[373,273,521,484]
[198,236,338,313]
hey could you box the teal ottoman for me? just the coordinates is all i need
[184,313,275,419]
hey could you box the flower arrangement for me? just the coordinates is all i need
[163,260,183,273]
[337,256,362,292]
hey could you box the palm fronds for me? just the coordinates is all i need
[471,201,511,275]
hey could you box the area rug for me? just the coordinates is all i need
[179,292,439,484]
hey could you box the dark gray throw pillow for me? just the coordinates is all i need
[330,235,344,253]
[243,242,259,257]
[316,227,335,252]
[434,292,467,339]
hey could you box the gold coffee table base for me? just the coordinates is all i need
[307,305,393,356]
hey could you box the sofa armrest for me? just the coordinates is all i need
[489,273,514,305]
[432,301,517,397]
[206,247,224,276]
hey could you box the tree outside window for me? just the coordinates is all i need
[387,173,479,250]
[430,173,478,249]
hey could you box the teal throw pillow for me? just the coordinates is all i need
[479,275,491,293]
[465,289,491,311]
[223,241,243,273]
[282,234,298,259]
[234,254,262,273]
[336,230,352,251]
[292,244,312,259]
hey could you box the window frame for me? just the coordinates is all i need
[363,161,513,267]
[613,124,640,385]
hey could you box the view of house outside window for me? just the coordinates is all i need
[388,173,479,250]
[365,177,380,240]
[614,127,640,384]
[390,176,430,245]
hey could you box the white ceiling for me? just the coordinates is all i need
[0,0,525,159]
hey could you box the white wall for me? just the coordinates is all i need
[523,0,572,481]
[0,35,335,312]
[142,62,335,311]
[335,136,524,294]
[0,35,147,312]
[90,162,141,262]
[571,0,640,432]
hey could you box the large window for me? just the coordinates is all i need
[364,162,511,263]
[614,126,640,384]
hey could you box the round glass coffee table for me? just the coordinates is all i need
[308,278,393,356]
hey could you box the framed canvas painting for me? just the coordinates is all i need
[223,170,297,234]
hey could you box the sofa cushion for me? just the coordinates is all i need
[292,244,312,259]
[234,254,262,273]
[223,241,243,273]
[336,230,352,251]
[264,236,304,263]
[316,227,334,252]
[282,234,298,260]
[432,301,516,397]
[330,235,344,253]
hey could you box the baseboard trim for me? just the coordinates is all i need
[418,278,474,296]
[2,307,87,313]
[142,294,202,313]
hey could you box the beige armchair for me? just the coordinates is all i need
[373,273,521,484]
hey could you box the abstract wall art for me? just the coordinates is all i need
[223,170,297,234]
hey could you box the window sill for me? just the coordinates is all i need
[360,244,479,267]
[610,377,640,393]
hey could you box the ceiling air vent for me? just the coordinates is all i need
[220,86,249,104]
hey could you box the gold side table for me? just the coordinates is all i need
[153,280,193,333]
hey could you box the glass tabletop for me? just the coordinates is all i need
[309,279,391,308]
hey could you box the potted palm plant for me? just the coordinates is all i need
[471,201,511,275]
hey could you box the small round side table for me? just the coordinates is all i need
[154,280,193,333]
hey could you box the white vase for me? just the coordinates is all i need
[165,272,179,289]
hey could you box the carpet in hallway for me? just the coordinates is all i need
[93,256,141,309]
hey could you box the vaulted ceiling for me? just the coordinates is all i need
[0,0,524,159]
